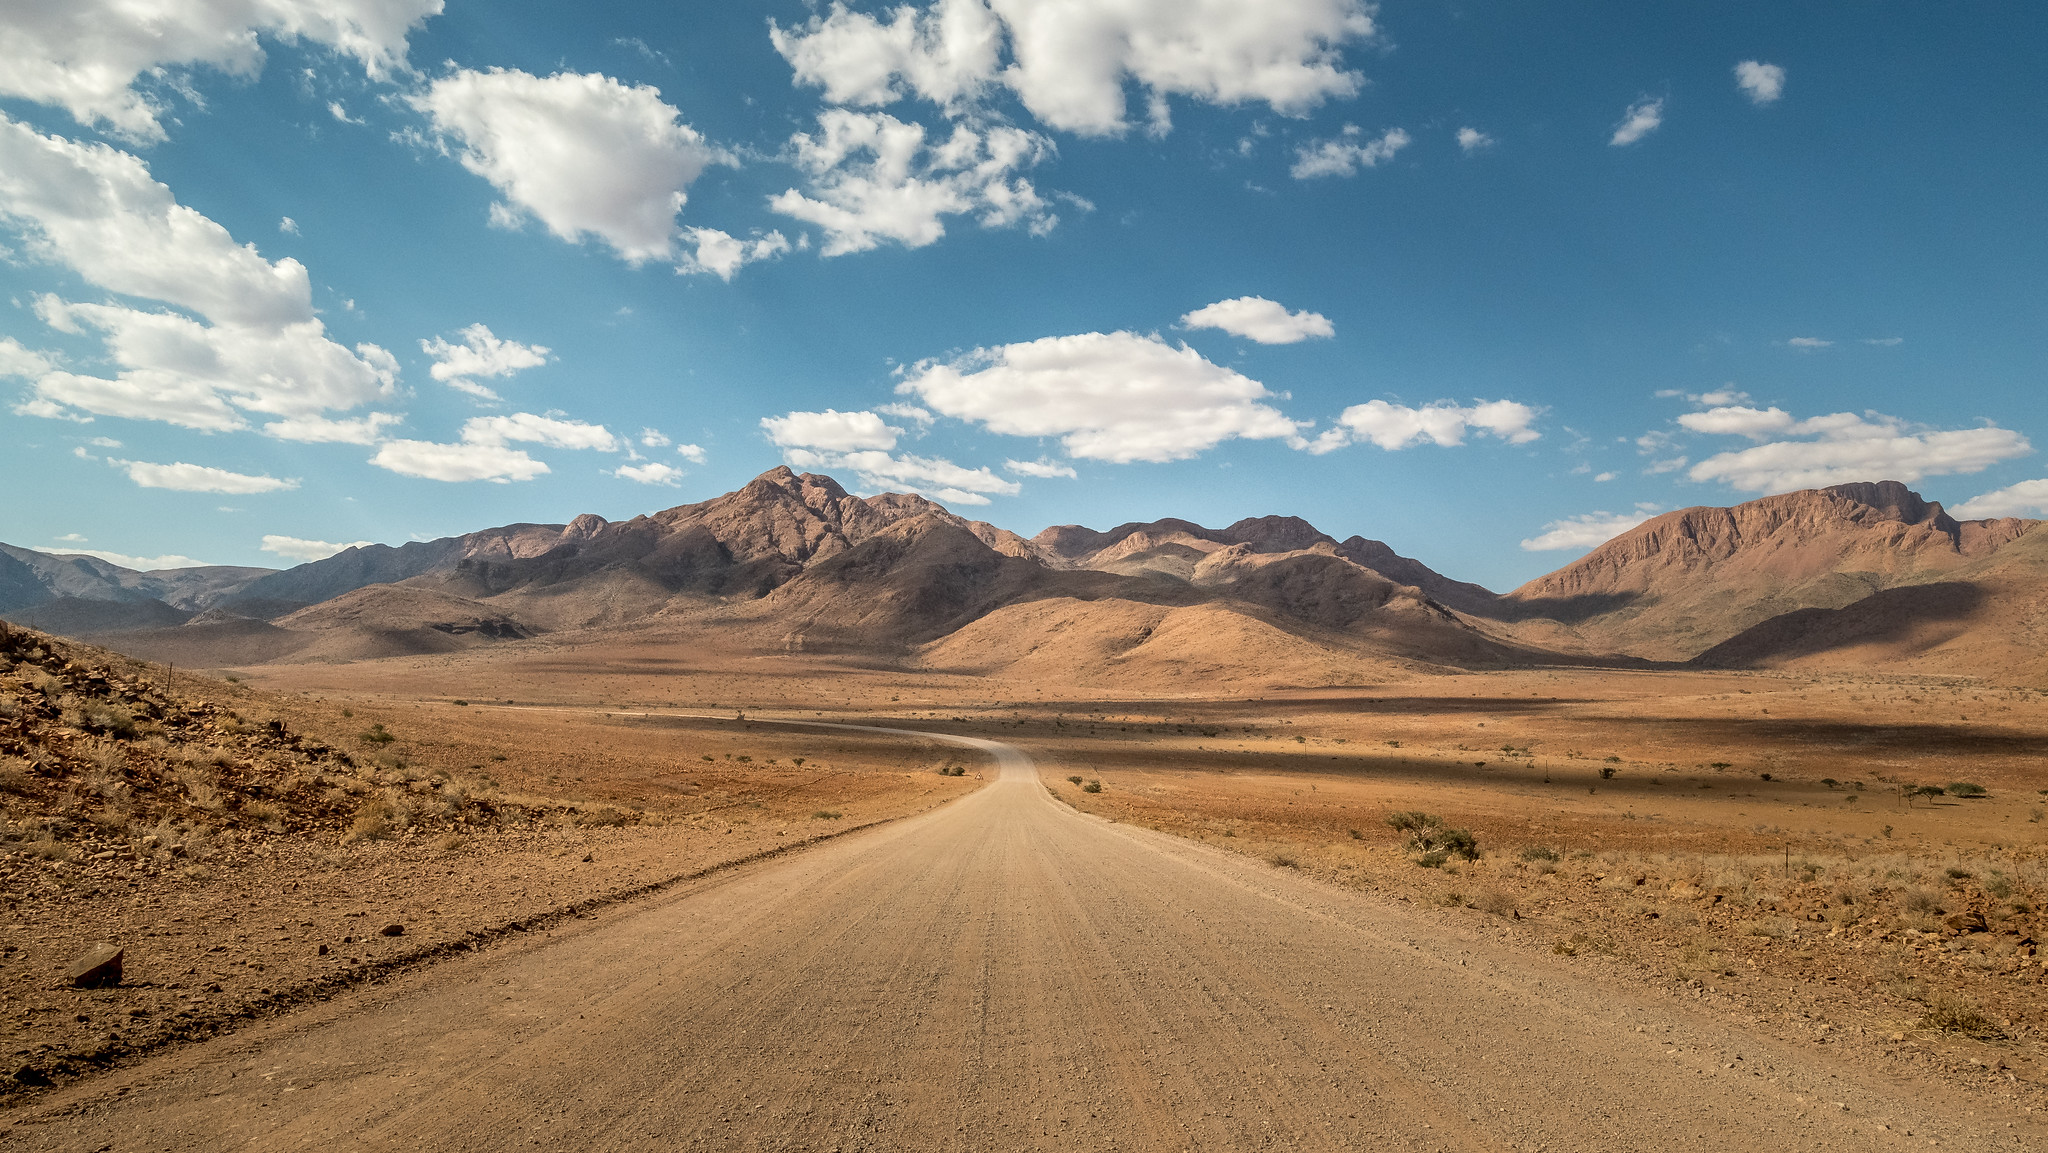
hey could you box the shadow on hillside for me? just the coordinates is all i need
[1690,581,1986,668]
[1463,591,1642,624]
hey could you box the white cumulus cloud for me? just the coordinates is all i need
[1290,125,1408,179]
[1520,505,1662,552]
[1609,97,1664,146]
[370,440,548,484]
[412,68,721,264]
[1735,61,1785,106]
[1456,126,1494,154]
[679,227,792,279]
[615,461,684,486]
[1685,410,2030,493]
[781,447,1018,506]
[421,323,550,400]
[898,330,1303,464]
[461,412,619,452]
[675,443,707,464]
[114,458,298,494]
[0,113,398,431]
[0,0,440,141]
[1005,457,1076,478]
[1786,336,1832,349]
[1325,399,1541,451]
[370,411,620,483]
[1676,405,1796,440]
[761,409,901,452]
[770,109,1054,255]
[260,412,402,445]
[772,0,1376,138]
[261,534,372,562]
[1181,296,1333,344]
[0,337,54,379]
[1953,479,2048,520]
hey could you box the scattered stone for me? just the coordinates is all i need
[1943,911,1989,935]
[379,923,404,937]
[317,943,329,956]
[66,943,123,988]
[10,1064,52,1087]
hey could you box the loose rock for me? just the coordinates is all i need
[379,923,405,937]
[67,943,123,988]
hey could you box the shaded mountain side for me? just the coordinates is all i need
[1687,515,2048,682]
[220,521,591,612]
[740,517,1172,654]
[1494,481,2042,661]
[78,619,316,669]
[1690,583,1989,670]
[11,597,193,636]
[1329,537,1501,615]
[0,544,274,614]
[1030,514,1495,611]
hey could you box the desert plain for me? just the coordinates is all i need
[2,629,2045,1150]
[4,474,2048,1150]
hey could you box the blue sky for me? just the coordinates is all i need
[2,1,2044,591]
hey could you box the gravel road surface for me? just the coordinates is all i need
[7,729,2040,1151]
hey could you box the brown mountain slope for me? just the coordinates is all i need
[1497,481,2040,661]
[1692,513,2048,681]
[1032,513,1499,612]
[77,469,1539,679]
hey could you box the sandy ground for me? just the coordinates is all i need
[6,731,2043,1152]
[0,690,980,1091]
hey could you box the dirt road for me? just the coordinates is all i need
[6,729,2040,1151]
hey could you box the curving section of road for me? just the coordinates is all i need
[9,723,2036,1151]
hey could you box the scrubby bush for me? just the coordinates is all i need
[1919,995,2001,1038]
[1947,781,1987,797]
[1386,811,1479,862]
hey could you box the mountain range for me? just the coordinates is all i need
[4,470,2041,685]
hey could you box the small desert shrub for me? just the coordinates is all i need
[1067,775,1083,785]
[0,757,32,795]
[1947,781,1987,797]
[434,832,465,851]
[1902,888,1943,913]
[1347,828,1362,839]
[0,698,19,721]
[29,671,63,700]
[1387,812,1478,861]
[811,810,842,820]
[1472,889,1517,916]
[1519,845,1560,862]
[1985,873,2014,899]
[347,808,392,842]
[1082,780,1102,793]
[242,801,285,832]
[1919,994,2001,1038]
[78,701,135,738]
[22,833,73,862]
[360,723,395,745]
[1269,852,1300,869]
[1598,766,1616,780]
[1945,867,1973,881]
[178,768,224,811]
